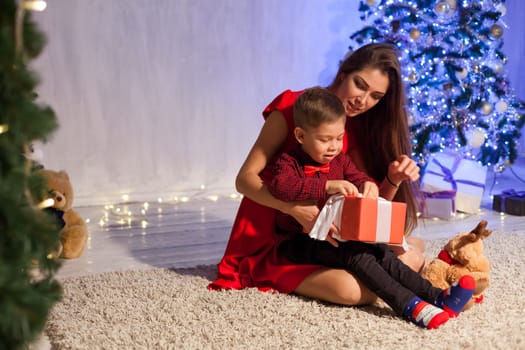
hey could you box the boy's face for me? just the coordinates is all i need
[294,118,345,164]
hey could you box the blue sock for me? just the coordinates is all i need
[435,275,475,317]
[403,296,449,329]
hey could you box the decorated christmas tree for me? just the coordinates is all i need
[0,0,62,348]
[350,0,525,170]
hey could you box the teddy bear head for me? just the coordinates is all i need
[442,220,492,269]
[40,169,74,212]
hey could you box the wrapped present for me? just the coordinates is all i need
[421,152,487,214]
[493,190,525,216]
[339,197,406,244]
[419,190,456,220]
[309,195,406,245]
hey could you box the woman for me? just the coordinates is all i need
[209,43,424,306]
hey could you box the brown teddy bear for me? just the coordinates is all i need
[421,220,492,311]
[40,169,88,259]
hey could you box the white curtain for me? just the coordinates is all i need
[31,1,525,206]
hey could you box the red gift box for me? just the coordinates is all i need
[339,197,406,244]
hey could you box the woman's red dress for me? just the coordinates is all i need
[208,89,353,292]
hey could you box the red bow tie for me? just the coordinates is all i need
[304,163,330,177]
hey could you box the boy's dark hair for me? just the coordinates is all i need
[293,87,346,130]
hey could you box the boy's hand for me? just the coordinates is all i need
[325,180,359,196]
[360,181,379,199]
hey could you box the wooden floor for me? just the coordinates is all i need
[56,159,525,280]
[56,195,242,279]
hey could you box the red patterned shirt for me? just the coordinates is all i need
[268,143,374,235]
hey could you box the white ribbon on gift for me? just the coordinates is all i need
[309,194,409,250]
[309,194,345,240]
[375,198,393,243]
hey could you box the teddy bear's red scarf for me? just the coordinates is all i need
[437,249,459,265]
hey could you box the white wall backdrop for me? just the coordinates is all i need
[31,1,525,206]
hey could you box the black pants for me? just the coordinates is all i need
[280,234,442,315]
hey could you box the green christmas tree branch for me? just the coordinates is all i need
[1,1,62,348]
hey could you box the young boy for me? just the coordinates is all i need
[267,87,475,329]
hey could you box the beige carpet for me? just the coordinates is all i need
[46,231,525,350]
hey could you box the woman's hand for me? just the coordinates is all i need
[287,201,341,247]
[286,201,320,233]
[387,155,420,186]
[326,224,340,247]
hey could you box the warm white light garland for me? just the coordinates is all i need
[97,193,241,229]
[37,198,54,209]
[23,0,46,11]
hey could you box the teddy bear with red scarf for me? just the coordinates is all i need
[421,220,492,311]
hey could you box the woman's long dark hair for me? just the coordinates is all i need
[329,43,419,234]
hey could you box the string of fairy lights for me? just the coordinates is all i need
[97,193,242,231]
